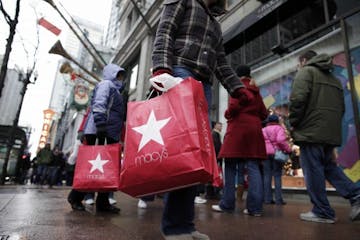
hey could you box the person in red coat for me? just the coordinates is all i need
[212,65,268,216]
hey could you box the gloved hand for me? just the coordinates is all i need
[235,88,254,105]
[96,125,107,139]
[151,69,173,93]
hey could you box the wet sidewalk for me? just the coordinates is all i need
[0,185,359,240]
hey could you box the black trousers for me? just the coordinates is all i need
[68,135,117,206]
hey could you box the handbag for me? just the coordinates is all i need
[73,142,122,192]
[119,75,218,197]
[264,129,289,163]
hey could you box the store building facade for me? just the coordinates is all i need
[110,0,360,187]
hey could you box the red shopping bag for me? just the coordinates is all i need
[73,143,121,192]
[119,77,218,197]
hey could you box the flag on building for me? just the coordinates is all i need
[38,17,61,36]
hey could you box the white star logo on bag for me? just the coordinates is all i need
[88,153,109,173]
[132,110,171,152]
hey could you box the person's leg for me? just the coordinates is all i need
[161,186,197,235]
[161,67,209,237]
[68,189,86,211]
[263,156,273,203]
[299,143,335,219]
[273,161,285,204]
[322,146,360,202]
[246,159,263,215]
[218,159,238,211]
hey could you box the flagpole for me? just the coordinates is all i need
[57,1,107,65]
[42,0,105,69]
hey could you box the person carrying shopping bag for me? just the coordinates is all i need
[69,64,126,213]
[151,0,254,238]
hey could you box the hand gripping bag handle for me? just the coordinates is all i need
[149,73,184,92]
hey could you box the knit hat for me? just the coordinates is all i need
[267,114,279,123]
[236,65,251,78]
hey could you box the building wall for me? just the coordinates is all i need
[0,69,23,126]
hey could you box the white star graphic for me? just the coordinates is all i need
[88,153,109,173]
[132,110,171,152]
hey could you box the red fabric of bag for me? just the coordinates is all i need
[73,143,121,192]
[119,77,217,197]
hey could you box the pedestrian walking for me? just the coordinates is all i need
[262,114,292,205]
[68,64,126,213]
[211,65,268,216]
[289,50,360,223]
[35,143,52,185]
[152,0,253,238]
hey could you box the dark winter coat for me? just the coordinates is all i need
[84,64,125,142]
[289,54,345,146]
[152,0,243,95]
[219,77,268,159]
[212,130,222,157]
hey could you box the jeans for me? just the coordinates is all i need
[236,161,245,186]
[220,159,263,214]
[300,143,360,219]
[161,66,212,235]
[36,164,48,185]
[263,155,284,204]
[48,166,60,187]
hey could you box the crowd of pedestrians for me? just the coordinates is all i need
[27,1,360,240]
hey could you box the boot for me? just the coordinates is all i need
[237,185,244,201]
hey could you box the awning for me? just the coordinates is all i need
[223,0,288,44]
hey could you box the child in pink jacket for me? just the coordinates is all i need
[262,114,292,205]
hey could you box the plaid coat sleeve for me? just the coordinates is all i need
[152,0,185,72]
[214,41,244,96]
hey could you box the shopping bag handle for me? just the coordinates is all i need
[149,73,183,92]
[95,138,107,145]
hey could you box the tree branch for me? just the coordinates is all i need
[0,0,12,24]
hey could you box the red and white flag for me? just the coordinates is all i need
[38,17,61,36]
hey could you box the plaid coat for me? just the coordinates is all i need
[152,0,243,95]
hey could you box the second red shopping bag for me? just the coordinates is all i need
[119,77,217,197]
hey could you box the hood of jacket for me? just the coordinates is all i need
[305,53,333,72]
[102,63,126,91]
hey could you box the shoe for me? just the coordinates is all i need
[70,202,85,211]
[84,198,94,205]
[161,233,193,240]
[211,205,223,212]
[211,205,233,213]
[191,231,210,240]
[194,196,207,204]
[138,199,147,209]
[350,202,360,221]
[300,211,335,224]
[109,198,117,205]
[97,205,120,214]
[276,201,287,205]
[243,209,262,217]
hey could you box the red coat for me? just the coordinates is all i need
[219,77,268,160]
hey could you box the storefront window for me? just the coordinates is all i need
[338,11,360,185]
[279,0,326,45]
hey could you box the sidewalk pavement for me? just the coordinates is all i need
[0,185,359,240]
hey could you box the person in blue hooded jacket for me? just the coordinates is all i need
[67,64,126,213]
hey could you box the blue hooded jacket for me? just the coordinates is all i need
[84,64,125,141]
